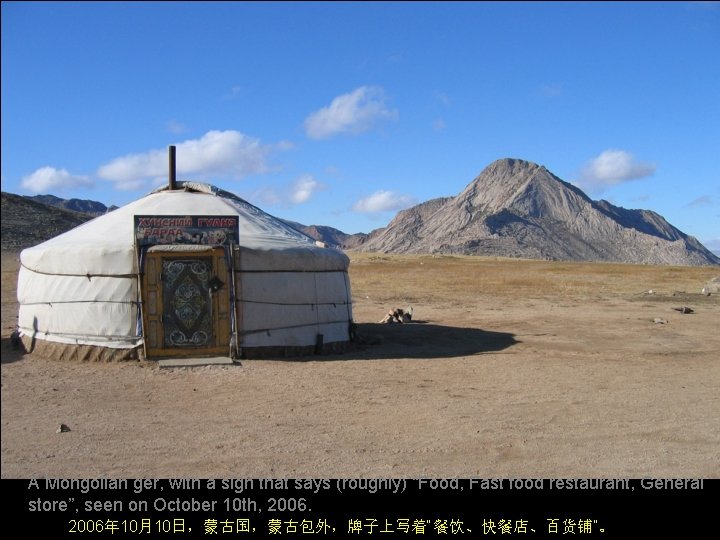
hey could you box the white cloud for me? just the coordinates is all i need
[97,130,273,188]
[20,166,92,193]
[247,174,326,207]
[291,174,325,204]
[579,149,655,191]
[304,86,397,140]
[432,118,446,132]
[352,190,417,213]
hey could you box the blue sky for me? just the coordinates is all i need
[2,1,719,251]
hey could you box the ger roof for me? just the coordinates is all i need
[20,182,346,275]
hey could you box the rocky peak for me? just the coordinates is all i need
[454,158,591,221]
[354,159,720,265]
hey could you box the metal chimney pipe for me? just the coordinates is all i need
[168,145,177,190]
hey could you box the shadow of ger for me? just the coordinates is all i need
[348,321,517,360]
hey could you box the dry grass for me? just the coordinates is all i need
[348,252,718,306]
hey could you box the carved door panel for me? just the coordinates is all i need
[162,257,213,348]
[142,249,229,358]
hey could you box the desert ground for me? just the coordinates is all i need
[1,250,718,478]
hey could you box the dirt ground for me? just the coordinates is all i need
[2,250,719,478]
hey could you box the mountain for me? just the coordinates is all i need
[1,192,96,251]
[28,194,118,215]
[280,219,368,249]
[353,158,719,266]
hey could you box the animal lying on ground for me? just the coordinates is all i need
[379,306,413,324]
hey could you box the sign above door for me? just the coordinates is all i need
[134,215,239,247]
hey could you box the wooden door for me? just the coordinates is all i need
[142,249,230,358]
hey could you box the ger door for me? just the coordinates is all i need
[142,248,230,358]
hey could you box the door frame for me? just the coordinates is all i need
[140,247,231,358]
